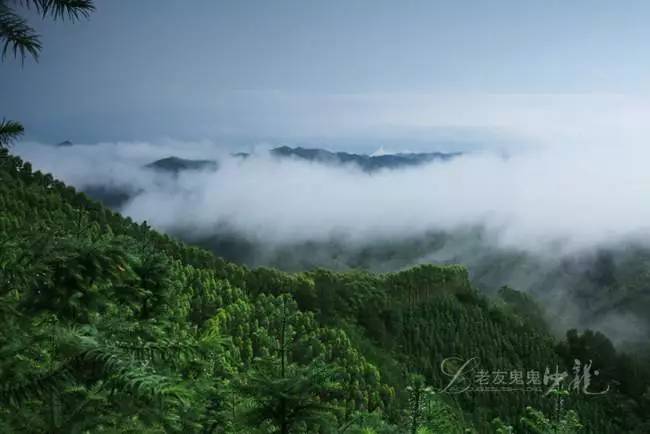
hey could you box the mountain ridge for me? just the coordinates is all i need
[268,145,461,171]
[144,156,219,173]
[2,147,649,432]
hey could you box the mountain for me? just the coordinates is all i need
[3,147,650,432]
[81,145,650,345]
[141,146,459,175]
[56,140,74,147]
[144,156,218,173]
[268,145,461,171]
[193,227,650,345]
[87,146,459,212]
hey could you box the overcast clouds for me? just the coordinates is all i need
[6,0,650,344]
[15,131,650,257]
[4,0,650,146]
[6,0,650,252]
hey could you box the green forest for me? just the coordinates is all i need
[3,1,650,433]
[4,145,650,433]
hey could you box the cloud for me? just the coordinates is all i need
[16,110,650,343]
[14,133,650,256]
[209,91,650,149]
[14,91,650,344]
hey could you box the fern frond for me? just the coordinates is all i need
[71,337,194,405]
[0,3,41,61]
[105,364,192,406]
[115,339,203,366]
[13,0,95,20]
[0,364,74,407]
[0,119,24,148]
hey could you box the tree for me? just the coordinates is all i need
[406,374,431,434]
[404,374,466,434]
[235,359,340,433]
[234,295,341,433]
[492,398,583,434]
[520,405,582,434]
[0,0,95,148]
[1,0,94,61]
[0,118,23,148]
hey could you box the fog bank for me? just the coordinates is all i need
[15,140,650,256]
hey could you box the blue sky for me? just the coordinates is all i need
[2,0,650,150]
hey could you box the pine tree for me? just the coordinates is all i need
[234,296,341,433]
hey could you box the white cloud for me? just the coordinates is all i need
[15,129,650,255]
[14,91,650,256]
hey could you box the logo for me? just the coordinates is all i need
[439,357,609,395]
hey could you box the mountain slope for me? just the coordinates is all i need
[1,148,648,433]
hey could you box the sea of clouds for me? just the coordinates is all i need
[14,137,650,257]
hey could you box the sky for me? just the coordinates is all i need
[3,0,650,150]
[7,0,650,339]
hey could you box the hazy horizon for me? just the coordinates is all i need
[4,0,650,153]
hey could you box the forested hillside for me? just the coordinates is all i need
[3,149,650,433]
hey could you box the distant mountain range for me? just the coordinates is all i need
[52,141,460,174]
[144,156,218,173]
[78,146,460,207]
[141,146,460,174]
[263,146,460,172]
[48,142,650,349]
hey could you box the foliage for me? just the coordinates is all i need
[1,0,95,157]
[0,118,24,148]
[1,148,650,433]
[0,0,94,62]
[5,1,650,431]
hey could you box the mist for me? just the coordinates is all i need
[15,134,650,344]
[14,139,650,255]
